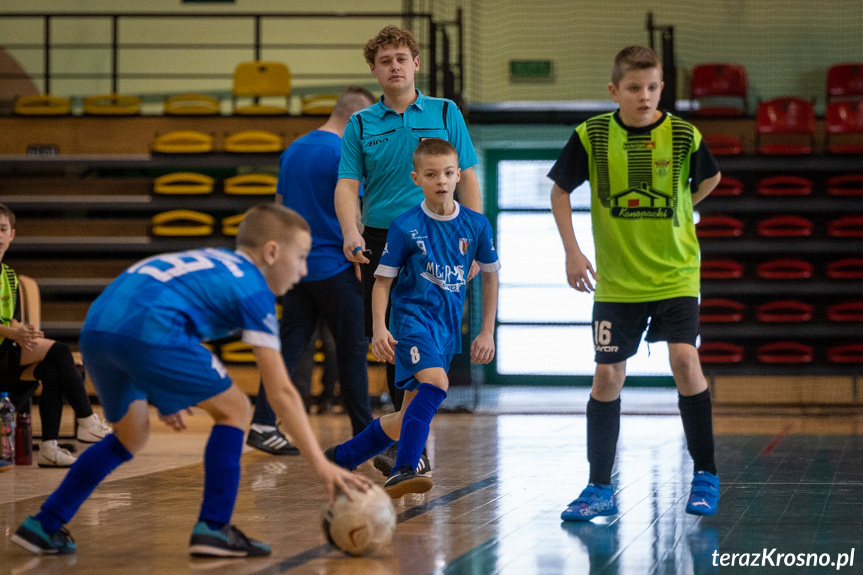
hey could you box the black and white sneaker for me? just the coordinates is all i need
[246,425,299,455]
[373,443,431,477]
[383,467,433,500]
[189,522,271,558]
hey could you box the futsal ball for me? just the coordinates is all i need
[322,484,396,556]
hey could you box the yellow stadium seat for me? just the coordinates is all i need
[150,210,215,236]
[164,93,221,116]
[232,61,291,115]
[13,94,72,116]
[220,341,255,363]
[221,214,245,236]
[301,94,338,115]
[153,172,215,195]
[223,130,283,153]
[82,93,140,115]
[224,173,277,195]
[152,130,214,154]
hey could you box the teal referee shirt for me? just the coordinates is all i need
[338,89,478,229]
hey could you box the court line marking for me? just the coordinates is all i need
[248,475,498,574]
[760,423,794,455]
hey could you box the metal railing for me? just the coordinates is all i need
[0,11,462,101]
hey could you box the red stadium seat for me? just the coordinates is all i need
[756,215,813,237]
[696,215,744,238]
[827,344,863,364]
[756,97,815,155]
[690,63,748,117]
[698,342,744,363]
[756,175,812,196]
[755,300,814,322]
[757,341,813,363]
[825,101,863,154]
[702,133,743,156]
[701,259,744,279]
[826,258,863,279]
[829,344,863,363]
[756,258,813,280]
[700,299,744,322]
[828,216,863,237]
[826,174,863,196]
[827,301,863,322]
[711,176,744,197]
[826,63,863,103]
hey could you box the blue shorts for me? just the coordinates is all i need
[78,330,233,423]
[394,332,453,392]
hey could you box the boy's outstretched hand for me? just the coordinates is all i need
[313,459,373,503]
[470,331,495,364]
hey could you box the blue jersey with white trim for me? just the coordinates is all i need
[83,248,280,350]
[376,202,500,354]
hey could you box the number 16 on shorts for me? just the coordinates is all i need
[594,321,612,346]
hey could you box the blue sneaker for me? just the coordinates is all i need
[189,522,271,557]
[686,471,719,516]
[561,483,618,522]
[11,516,77,555]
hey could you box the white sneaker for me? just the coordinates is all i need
[77,413,112,443]
[37,440,77,468]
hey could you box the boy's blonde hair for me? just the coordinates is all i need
[412,138,457,170]
[611,45,661,86]
[0,203,16,228]
[236,203,309,249]
[363,25,419,64]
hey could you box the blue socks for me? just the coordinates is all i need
[393,384,446,473]
[198,424,244,528]
[37,433,133,533]
[335,419,395,470]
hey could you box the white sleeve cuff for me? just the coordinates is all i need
[242,330,280,351]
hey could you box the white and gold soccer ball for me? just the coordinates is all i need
[322,484,396,556]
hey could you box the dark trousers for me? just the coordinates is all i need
[361,226,402,411]
[252,266,373,436]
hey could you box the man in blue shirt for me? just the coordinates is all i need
[248,87,377,454]
[334,25,481,476]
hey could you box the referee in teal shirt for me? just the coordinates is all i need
[334,25,481,476]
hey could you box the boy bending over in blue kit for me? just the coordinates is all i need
[326,138,500,499]
[12,203,370,557]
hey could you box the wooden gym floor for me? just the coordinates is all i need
[2,392,863,575]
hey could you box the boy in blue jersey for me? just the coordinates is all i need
[326,139,500,499]
[335,25,482,478]
[11,204,370,557]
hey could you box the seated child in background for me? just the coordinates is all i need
[0,202,111,468]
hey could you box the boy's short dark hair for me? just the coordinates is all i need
[611,45,662,86]
[363,25,419,64]
[412,138,457,170]
[236,203,309,249]
[331,85,376,119]
[0,203,16,228]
